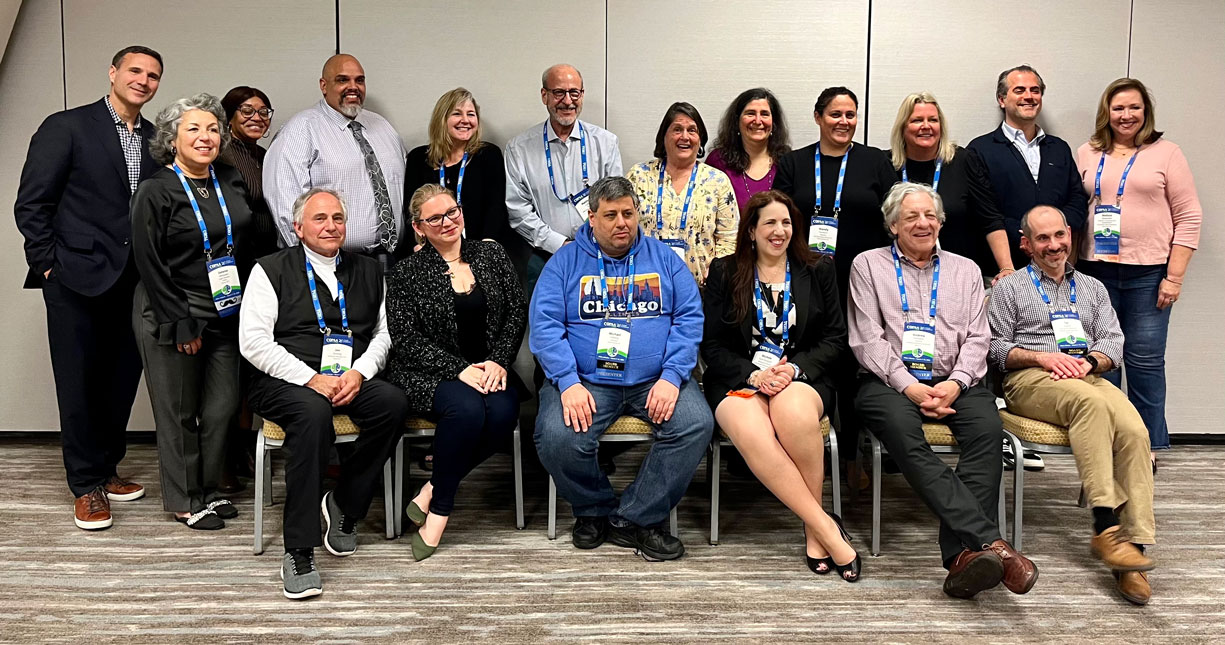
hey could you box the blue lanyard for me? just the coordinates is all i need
[596,244,635,321]
[754,260,792,346]
[902,158,942,191]
[439,152,469,205]
[1025,265,1076,310]
[305,254,349,335]
[814,143,850,218]
[1094,149,1140,206]
[656,161,699,232]
[172,164,234,260]
[891,244,939,319]
[543,122,587,202]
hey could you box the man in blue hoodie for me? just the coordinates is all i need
[531,176,712,561]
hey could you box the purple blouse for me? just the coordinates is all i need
[706,148,777,214]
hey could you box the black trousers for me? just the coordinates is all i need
[855,376,1003,565]
[248,376,407,550]
[428,381,520,516]
[42,266,143,496]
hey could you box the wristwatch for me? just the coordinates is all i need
[1084,354,1100,373]
[950,378,969,393]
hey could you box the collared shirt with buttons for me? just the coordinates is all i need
[104,95,143,194]
[1000,121,1046,183]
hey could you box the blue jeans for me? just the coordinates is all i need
[534,378,713,527]
[1078,261,1172,449]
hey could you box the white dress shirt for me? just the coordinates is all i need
[1000,121,1046,183]
[263,100,407,252]
[239,245,391,385]
[504,119,622,254]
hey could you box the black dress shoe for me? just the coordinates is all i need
[806,555,834,575]
[829,513,861,582]
[572,516,608,549]
[608,524,685,561]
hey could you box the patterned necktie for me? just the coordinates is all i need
[348,120,398,251]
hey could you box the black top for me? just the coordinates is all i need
[897,147,1006,275]
[453,281,490,364]
[217,137,279,260]
[774,142,897,302]
[700,255,847,411]
[130,164,254,344]
[403,143,524,255]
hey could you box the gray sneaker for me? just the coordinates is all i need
[281,549,322,599]
[321,490,357,556]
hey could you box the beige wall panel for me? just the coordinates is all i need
[1130,0,1225,433]
[607,0,869,166]
[0,1,65,430]
[866,0,1129,151]
[339,0,607,151]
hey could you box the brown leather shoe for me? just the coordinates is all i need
[988,539,1039,594]
[103,475,145,502]
[74,487,113,530]
[1114,570,1151,605]
[943,547,1004,599]
[1091,526,1155,571]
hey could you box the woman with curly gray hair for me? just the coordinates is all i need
[130,93,255,530]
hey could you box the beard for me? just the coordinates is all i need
[338,102,362,118]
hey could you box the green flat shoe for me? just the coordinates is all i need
[405,501,427,528]
[411,531,438,562]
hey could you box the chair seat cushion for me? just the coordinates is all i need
[261,414,359,442]
[922,423,956,446]
[605,416,653,435]
[999,409,1071,447]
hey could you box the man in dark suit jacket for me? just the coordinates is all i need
[967,64,1088,282]
[14,45,163,530]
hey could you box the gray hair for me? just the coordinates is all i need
[150,93,230,165]
[292,188,348,226]
[996,64,1046,102]
[587,176,639,213]
[1020,205,1066,238]
[881,182,945,238]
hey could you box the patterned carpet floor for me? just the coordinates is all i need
[1,435,1222,644]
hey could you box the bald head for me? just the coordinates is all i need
[320,54,365,118]
[541,64,584,132]
[1020,205,1066,238]
[542,64,582,88]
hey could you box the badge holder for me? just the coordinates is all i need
[571,187,591,219]
[751,340,784,370]
[1092,204,1121,262]
[902,321,936,380]
[595,319,630,381]
[662,238,688,259]
[207,256,243,317]
[809,215,838,257]
[1050,311,1089,357]
[320,332,354,376]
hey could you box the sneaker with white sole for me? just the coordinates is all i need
[321,491,357,556]
[1003,440,1046,472]
[103,475,145,502]
[282,549,322,599]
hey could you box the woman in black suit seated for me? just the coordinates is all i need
[700,190,859,580]
[385,184,527,561]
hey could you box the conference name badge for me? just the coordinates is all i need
[808,216,838,256]
[1050,311,1088,356]
[571,187,592,219]
[751,340,784,370]
[320,334,353,376]
[595,319,630,381]
[206,256,242,317]
[662,238,688,260]
[1092,204,1121,262]
[901,321,936,380]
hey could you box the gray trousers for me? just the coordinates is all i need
[133,283,240,513]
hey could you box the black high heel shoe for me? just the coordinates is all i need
[829,513,862,583]
[804,526,833,574]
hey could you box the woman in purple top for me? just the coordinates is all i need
[708,88,791,213]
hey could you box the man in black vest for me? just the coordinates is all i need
[240,188,407,599]
[15,45,163,530]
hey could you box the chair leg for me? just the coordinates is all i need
[997,478,1007,541]
[393,436,405,537]
[1006,431,1025,550]
[870,432,882,557]
[253,428,267,555]
[709,439,721,546]
[383,454,394,540]
[669,506,678,538]
[1077,485,1088,508]
[828,431,842,517]
[547,475,558,540]
[262,442,274,506]
[513,426,525,529]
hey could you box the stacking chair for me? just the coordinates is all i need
[708,416,839,545]
[998,409,1075,551]
[393,417,525,536]
[546,416,679,540]
[253,414,398,555]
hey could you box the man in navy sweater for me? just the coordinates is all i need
[530,176,713,561]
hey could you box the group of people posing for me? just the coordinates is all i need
[14,46,1200,605]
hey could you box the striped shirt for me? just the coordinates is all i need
[987,261,1125,372]
[263,99,406,252]
[849,245,990,393]
[104,95,143,194]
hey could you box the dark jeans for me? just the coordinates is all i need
[855,377,1003,565]
[248,376,407,550]
[1078,261,1172,449]
[428,381,520,516]
[535,378,713,527]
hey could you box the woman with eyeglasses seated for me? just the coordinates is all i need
[218,86,278,261]
[626,101,738,287]
[385,184,527,561]
[700,190,858,580]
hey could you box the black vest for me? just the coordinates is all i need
[258,245,382,370]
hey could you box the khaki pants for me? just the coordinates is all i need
[1004,368,1155,543]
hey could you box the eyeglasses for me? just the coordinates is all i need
[415,206,462,228]
[545,88,584,101]
[237,105,274,119]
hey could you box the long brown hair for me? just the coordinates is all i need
[727,190,816,323]
[1088,77,1163,152]
[426,88,485,168]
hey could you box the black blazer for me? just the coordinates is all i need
[15,98,158,294]
[966,125,1088,271]
[385,238,528,413]
[700,254,847,410]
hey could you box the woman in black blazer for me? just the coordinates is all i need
[700,190,858,581]
[385,184,527,561]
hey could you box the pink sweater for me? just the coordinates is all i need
[1076,138,1202,265]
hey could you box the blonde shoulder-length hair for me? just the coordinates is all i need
[889,92,957,169]
[1088,77,1163,153]
[426,87,485,169]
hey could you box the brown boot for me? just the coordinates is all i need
[1114,570,1151,605]
[943,547,1004,599]
[74,487,112,530]
[1091,526,1154,571]
[989,539,1039,594]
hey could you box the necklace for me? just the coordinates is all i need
[187,175,209,199]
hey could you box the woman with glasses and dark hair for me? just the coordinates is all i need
[700,190,858,580]
[218,86,278,260]
[626,101,738,286]
[385,184,527,561]
[708,88,792,213]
